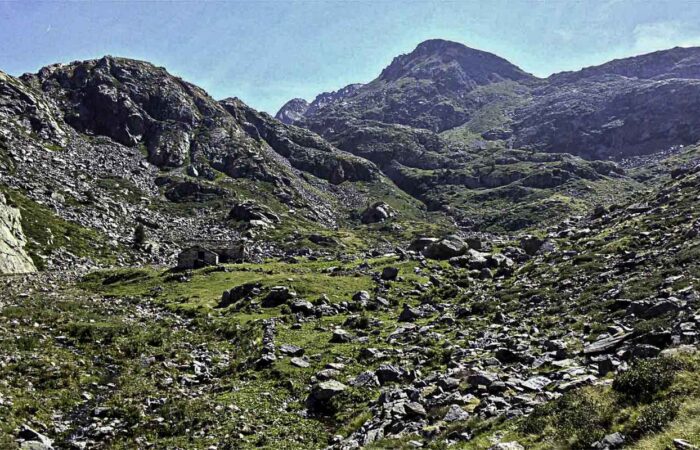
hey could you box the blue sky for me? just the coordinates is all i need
[2,0,700,113]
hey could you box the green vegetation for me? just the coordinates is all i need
[441,81,531,144]
[510,354,700,449]
[0,187,122,269]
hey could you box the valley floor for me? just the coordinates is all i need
[2,251,699,449]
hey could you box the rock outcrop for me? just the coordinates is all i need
[0,194,36,274]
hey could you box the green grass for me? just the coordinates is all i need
[1,186,122,269]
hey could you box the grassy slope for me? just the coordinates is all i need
[0,187,121,269]
[1,256,450,449]
[3,166,700,448]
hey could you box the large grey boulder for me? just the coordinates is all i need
[422,235,467,260]
[0,194,36,274]
[306,380,347,411]
[228,201,281,225]
[489,443,524,450]
[17,424,53,449]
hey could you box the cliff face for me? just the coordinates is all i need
[0,193,35,274]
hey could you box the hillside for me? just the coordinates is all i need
[2,143,700,449]
[0,57,449,270]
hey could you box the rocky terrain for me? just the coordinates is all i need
[280,40,700,161]
[277,40,700,230]
[1,41,700,450]
[0,58,447,270]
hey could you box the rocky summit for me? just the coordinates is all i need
[2,39,700,450]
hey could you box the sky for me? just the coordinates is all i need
[3,0,700,114]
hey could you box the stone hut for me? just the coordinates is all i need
[177,245,219,270]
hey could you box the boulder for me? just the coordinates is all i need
[584,332,633,355]
[595,432,625,449]
[289,299,315,315]
[360,202,394,224]
[489,443,524,450]
[330,329,354,343]
[467,370,498,387]
[630,344,661,359]
[218,282,261,308]
[261,286,296,307]
[443,404,469,422]
[17,425,53,450]
[352,291,371,302]
[422,235,467,260]
[398,305,421,322]
[228,201,280,224]
[495,348,524,363]
[290,357,310,368]
[381,266,399,280]
[375,364,403,384]
[405,401,427,417]
[408,237,438,252]
[642,299,680,318]
[279,344,304,357]
[519,235,544,255]
[351,371,380,387]
[306,380,347,411]
[520,376,552,391]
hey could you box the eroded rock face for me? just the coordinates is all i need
[20,56,381,189]
[0,194,36,274]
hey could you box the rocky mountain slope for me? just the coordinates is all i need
[277,40,700,231]
[2,143,699,450]
[278,40,535,134]
[280,40,700,160]
[0,57,446,272]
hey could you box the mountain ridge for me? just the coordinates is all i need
[0,56,447,269]
[279,40,700,161]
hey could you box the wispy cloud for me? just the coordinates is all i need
[633,21,700,54]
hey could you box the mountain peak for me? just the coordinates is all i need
[413,38,470,53]
[378,39,535,83]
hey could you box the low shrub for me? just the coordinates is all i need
[520,388,615,449]
[613,357,684,403]
[633,398,680,436]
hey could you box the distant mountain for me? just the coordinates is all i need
[275,83,364,125]
[275,98,309,125]
[281,40,700,161]
[278,39,535,133]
